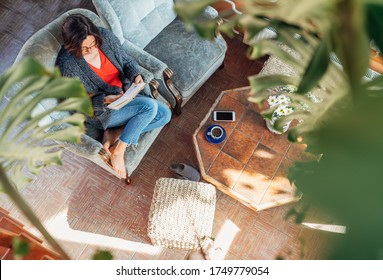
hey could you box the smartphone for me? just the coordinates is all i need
[213,111,236,122]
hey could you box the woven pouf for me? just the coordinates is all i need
[148,177,216,249]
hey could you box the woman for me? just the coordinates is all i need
[57,14,171,179]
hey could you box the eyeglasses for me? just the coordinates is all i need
[81,40,97,53]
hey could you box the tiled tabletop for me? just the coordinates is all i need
[193,87,313,211]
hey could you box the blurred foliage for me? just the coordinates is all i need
[0,57,92,259]
[0,57,92,189]
[12,236,30,259]
[285,205,309,224]
[92,250,114,260]
[175,0,383,259]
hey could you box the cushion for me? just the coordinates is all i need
[144,18,227,99]
[148,177,216,249]
[93,0,176,48]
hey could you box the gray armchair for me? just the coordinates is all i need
[12,8,168,181]
[92,0,227,114]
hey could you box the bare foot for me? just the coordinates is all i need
[110,153,126,179]
[102,127,124,152]
[108,139,128,179]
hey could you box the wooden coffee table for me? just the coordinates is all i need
[193,87,313,211]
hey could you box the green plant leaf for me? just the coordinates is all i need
[297,34,330,93]
[365,3,383,54]
[174,0,217,22]
[238,14,269,44]
[285,207,308,224]
[0,57,92,189]
[194,20,217,40]
[249,74,300,93]
[333,0,370,90]
[247,40,304,72]
[218,16,240,38]
[12,237,30,259]
[284,0,331,23]
[0,58,50,99]
[260,106,277,120]
[277,29,311,61]
[92,250,113,260]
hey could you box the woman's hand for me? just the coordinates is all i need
[134,74,143,85]
[104,91,123,104]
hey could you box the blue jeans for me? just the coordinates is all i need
[105,96,171,145]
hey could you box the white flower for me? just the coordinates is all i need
[272,111,281,118]
[275,105,294,116]
[277,94,290,104]
[275,105,286,116]
[267,95,279,106]
[305,92,321,103]
[283,85,298,93]
[285,107,294,115]
[277,105,287,115]
[267,94,295,131]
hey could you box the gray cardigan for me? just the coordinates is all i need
[56,27,141,129]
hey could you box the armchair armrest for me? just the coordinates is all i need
[122,39,181,114]
[136,65,154,97]
[200,5,220,20]
[138,65,172,109]
[198,6,225,37]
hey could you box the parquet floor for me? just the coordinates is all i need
[0,1,340,260]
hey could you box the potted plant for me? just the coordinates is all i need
[265,93,294,134]
[265,85,322,134]
[175,0,383,259]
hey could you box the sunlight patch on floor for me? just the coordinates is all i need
[254,149,276,159]
[208,219,240,260]
[45,210,161,255]
[303,222,346,234]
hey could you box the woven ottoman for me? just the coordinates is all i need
[148,178,216,249]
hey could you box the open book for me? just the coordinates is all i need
[107,82,145,110]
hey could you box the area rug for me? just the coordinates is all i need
[258,43,299,77]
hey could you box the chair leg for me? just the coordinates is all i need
[125,176,131,184]
[172,96,182,116]
[164,68,182,115]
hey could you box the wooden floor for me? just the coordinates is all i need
[0,1,340,260]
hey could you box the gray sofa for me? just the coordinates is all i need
[92,0,227,114]
[13,8,168,181]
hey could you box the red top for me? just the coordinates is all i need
[88,49,122,89]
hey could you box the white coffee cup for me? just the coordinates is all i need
[207,126,224,139]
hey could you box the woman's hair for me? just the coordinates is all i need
[61,14,102,58]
